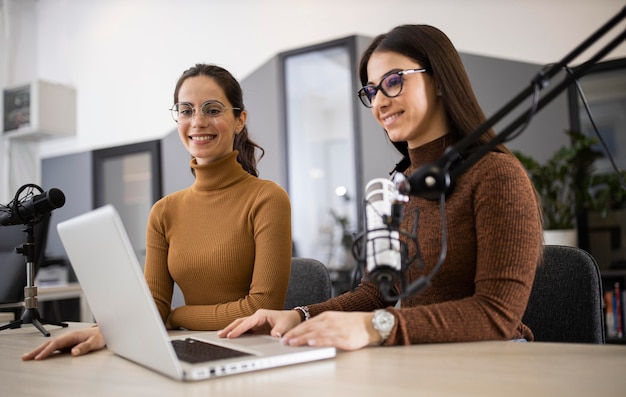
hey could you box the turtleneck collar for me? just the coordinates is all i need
[190,150,250,192]
[406,134,457,173]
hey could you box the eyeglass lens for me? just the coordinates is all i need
[359,72,405,107]
[171,101,227,123]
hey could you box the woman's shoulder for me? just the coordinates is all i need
[249,176,289,196]
[472,150,527,179]
[464,151,536,203]
[149,187,194,216]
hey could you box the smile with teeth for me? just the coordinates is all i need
[382,112,402,124]
[190,135,216,141]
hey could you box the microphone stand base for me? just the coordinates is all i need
[0,308,69,337]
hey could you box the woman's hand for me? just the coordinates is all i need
[219,309,381,351]
[218,309,302,339]
[21,326,106,361]
[280,311,380,351]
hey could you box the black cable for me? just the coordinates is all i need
[566,66,626,190]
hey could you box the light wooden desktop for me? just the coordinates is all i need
[1,323,626,397]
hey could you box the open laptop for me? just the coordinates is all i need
[56,205,335,381]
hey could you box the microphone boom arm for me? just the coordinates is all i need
[393,7,626,301]
[405,6,626,199]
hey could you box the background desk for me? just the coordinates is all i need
[0,283,92,324]
[2,323,626,397]
[0,312,12,322]
[37,283,92,323]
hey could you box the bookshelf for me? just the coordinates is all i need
[601,270,626,344]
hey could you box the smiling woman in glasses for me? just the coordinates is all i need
[23,64,293,361]
[220,25,543,351]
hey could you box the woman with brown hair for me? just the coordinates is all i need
[219,25,543,350]
[23,64,292,360]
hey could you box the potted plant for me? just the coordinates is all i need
[513,130,605,246]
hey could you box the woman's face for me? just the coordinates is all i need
[366,51,447,148]
[176,75,246,165]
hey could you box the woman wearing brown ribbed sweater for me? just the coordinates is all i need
[23,64,292,360]
[219,25,543,350]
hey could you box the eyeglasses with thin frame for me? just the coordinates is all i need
[357,68,428,108]
[169,100,241,124]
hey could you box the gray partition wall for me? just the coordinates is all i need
[41,151,93,258]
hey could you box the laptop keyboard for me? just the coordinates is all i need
[172,338,252,364]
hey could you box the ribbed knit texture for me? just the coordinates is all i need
[144,151,292,330]
[308,135,543,344]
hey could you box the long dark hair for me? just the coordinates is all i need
[358,25,510,171]
[174,64,264,177]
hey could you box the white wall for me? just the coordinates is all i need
[1,0,625,202]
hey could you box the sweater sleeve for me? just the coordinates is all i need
[145,198,175,324]
[308,153,542,344]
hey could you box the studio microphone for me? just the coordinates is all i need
[0,187,66,226]
[364,178,406,299]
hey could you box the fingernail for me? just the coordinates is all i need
[275,332,282,339]
[307,339,317,346]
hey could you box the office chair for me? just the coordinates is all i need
[522,245,605,344]
[284,258,332,309]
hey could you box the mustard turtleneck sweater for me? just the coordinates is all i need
[144,151,292,330]
[308,135,543,344]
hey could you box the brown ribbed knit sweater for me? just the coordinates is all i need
[308,135,543,344]
[144,151,292,330]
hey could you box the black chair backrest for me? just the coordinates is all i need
[0,214,50,304]
[284,258,332,309]
[522,245,605,344]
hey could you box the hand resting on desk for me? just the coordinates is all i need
[218,309,380,351]
[21,326,105,361]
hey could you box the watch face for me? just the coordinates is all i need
[374,310,395,333]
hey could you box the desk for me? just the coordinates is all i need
[1,323,626,397]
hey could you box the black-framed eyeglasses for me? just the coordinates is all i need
[169,100,241,124]
[357,68,428,108]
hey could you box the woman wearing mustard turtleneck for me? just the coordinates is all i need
[219,25,543,350]
[23,64,292,360]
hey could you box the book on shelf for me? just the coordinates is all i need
[605,281,625,339]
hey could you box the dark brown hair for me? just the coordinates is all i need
[174,64,264,177]
[358,25,510,169]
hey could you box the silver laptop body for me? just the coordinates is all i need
[56,205,335,381]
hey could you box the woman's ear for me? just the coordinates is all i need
[236,110,248,134]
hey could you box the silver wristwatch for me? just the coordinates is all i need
[372,309,395,343]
